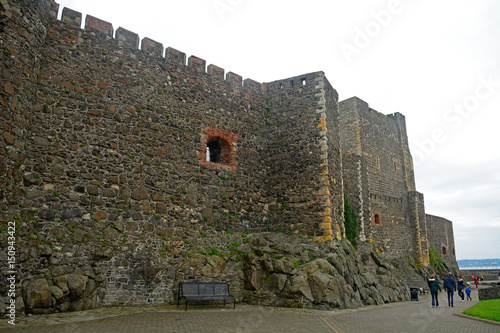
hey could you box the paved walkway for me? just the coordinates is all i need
[0,288,498,332]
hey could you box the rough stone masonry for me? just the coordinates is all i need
[0,0,458,315]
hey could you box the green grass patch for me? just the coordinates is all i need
[462,299,500,322]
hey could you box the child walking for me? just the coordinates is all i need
[465,286,472,301]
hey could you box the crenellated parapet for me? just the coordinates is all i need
[57,5,262,93]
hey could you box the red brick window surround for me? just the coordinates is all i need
[199,127,238,172]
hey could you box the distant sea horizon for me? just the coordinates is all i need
[457,258,499,270]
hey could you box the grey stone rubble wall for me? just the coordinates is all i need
[479,284,500,301]
[0,0,340,314]
[0,0,458,316]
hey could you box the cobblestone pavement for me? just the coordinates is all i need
[0,288,498,333]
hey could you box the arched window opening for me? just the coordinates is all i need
[442,246,447,255]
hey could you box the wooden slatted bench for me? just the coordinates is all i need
[177,281,236,311]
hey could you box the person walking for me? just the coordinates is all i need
[474,278,479,288]
[457,277,465,302]
[428,274,441,308]
[465,286,472,301]
[443,272,456,307]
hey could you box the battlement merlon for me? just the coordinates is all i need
[188,55,206,73]
[165,47,186,66]
[85,14,113,37]
[61,7,81,27]
[207,64,225,80]
[116,27,139,50]
[141,37,163,57]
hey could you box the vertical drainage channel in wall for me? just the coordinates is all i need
[357,160,366,241]
[313,75,335,242]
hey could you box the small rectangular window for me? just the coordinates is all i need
[301,78,306,85]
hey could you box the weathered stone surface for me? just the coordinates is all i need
[23,278,51,312]
[131,185,148,200]
[50,286,65,302]
[60,207,83,220]
[53,276,69,294]
[66,274,88,298]
[239,234,413,309]
[0,0,457,318]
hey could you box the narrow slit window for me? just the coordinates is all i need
[301,78,306,86]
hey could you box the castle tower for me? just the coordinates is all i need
[339,97,429,264]
[264,72,344,241]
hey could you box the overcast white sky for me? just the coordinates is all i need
[54,0,500,260]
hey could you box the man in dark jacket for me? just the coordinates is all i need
[443,272,456,307]
[428,274,441,307]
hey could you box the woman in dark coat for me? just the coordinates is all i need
[428,274,441,307]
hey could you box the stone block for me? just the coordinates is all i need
[23,278,51,311]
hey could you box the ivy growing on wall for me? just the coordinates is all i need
[344,197,358,247]
[428,246,446,272]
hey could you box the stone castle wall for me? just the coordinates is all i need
[0,0,456,315]
[427,214,456,260]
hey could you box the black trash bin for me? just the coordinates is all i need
[410,287,419,301]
